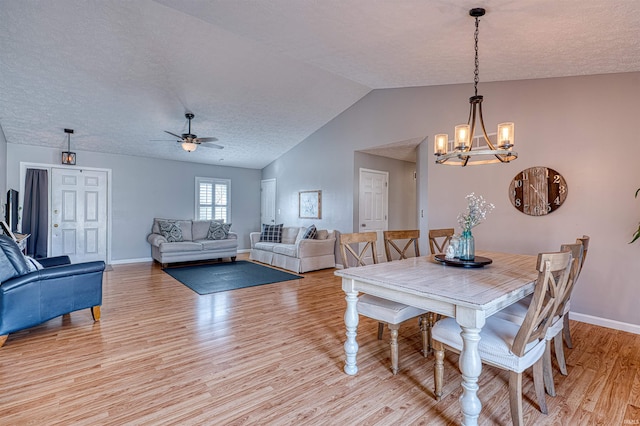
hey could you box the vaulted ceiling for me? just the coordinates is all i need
[2,0,639,169]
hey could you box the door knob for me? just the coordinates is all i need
[361,224,366,227]
[54,224,59,228]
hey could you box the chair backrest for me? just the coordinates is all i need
[339,232,378,269]
[553,242,585,318]
[383,230,420,261]
[428,228,454,255]
[576,235,590,274]
[511,251,572,357]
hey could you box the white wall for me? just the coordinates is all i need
[7,144,262,261]
[263,72,640,330]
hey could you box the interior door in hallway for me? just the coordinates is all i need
[358,168,388,263]
[261,179,276,225]
[50,168,108,263]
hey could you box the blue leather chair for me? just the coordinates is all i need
[0,235,105,347]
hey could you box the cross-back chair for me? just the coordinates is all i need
[339,232,429,375]
[428,228,455,255]
[432,251,573,426]
[494,242,584,396]
[383,230,420,262]
[563,235,590,349]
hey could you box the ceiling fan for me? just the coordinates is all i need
[164,113,223,152]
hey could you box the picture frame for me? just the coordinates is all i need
[299,190,322,219]
[0,220,17,241]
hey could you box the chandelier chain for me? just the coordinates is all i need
[474,16,480,97]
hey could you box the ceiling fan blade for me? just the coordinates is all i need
[199,142,224,150]
[195,137,218,142]
[164,130,183,139]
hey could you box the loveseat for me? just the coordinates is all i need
[147,218,238,268]
[0,235,105,347]
[249,224,336,273]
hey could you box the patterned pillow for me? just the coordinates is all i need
[158,220,183,242]
[302,224,317,239]
[207,222,232,240]
[260,223,283,242]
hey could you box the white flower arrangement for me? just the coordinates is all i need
[457,193,495,233]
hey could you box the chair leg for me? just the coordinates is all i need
[563,315,573,349]
[433,340,444,400]
[91,306,101,321]
[554,334,568,375]
[508,371,525,426]
[419,315,429,357]
[533,358,549,414]
[377,322,384,340]
[0,335,7,347]
[543,341,556,397]
[388,324,400,375]
[426,312,437,354]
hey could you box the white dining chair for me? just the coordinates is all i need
[339,232,429,375]
[432,251,573,426]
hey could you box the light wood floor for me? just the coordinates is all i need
[1,254,639,425]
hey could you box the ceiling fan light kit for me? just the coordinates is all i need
[164,112,223,153]
[434,7,517,166]
[61,128,76,165]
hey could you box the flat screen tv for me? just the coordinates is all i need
[6,189,19,233]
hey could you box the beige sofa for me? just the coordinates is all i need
[250,225,336,273]
[147,218,238,267]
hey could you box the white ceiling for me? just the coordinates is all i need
[2,0,639,169]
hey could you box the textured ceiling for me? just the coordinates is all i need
[1,0,639,169]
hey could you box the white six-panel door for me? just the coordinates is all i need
[358,168,388,264]
[50,168,108,263]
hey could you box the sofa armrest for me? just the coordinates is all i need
[147,233,167,247]
[227,232,238,240]
[298,237,336,258]
[250,232,261,248]
[38,256,71,268]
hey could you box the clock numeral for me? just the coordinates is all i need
[515,179,523,188]
[533,205,541,215]
[554,196,561,205]
[553,174,561,184]
[521,171,529,180]
[512,189,517,198]
[523,204,530,214]
[559,185,566,194]
[515,198,522,207]
[547,203,552,212]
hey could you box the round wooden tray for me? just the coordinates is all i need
[434,254,493,268]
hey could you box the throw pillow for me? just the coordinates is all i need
[302,224,317,239]
[207,222,232,240]
[158,220,183,242]
[260,223,283,243]
[24,255,44,272]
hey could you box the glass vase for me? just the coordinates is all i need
[459,230,475,261]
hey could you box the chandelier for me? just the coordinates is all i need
[434,8,517,166]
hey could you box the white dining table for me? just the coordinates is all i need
[334,250,539,426]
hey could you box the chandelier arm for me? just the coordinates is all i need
[477,102,496,150]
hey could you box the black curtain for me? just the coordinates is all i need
[23,169,48,258]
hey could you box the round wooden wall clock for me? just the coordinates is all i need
[508,166,568,216]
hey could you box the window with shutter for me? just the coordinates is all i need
[195,177,230,222]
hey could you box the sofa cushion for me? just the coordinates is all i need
[158,220,184,242]
[281,227,301,244]
[0,235,31,281]
[260,224,283,243]
[303,225,317,239]
[200,238,238,250]
[207,222,232,240]
[316,229,329,240]
[272,244,298,257]
[294,228,306,244]
[157,241,203,253]
[254,241,278,252]
[192,220,215,240]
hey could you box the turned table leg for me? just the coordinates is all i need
[344,290,359,375]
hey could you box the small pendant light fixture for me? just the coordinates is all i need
[434,8,517,166]
[61,128,76,165]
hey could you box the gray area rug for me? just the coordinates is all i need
[164,260,302,295]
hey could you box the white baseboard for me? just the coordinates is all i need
[569,312,640,335]
[110,257,152,265]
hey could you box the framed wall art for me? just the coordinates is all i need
[299,190,322,219]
